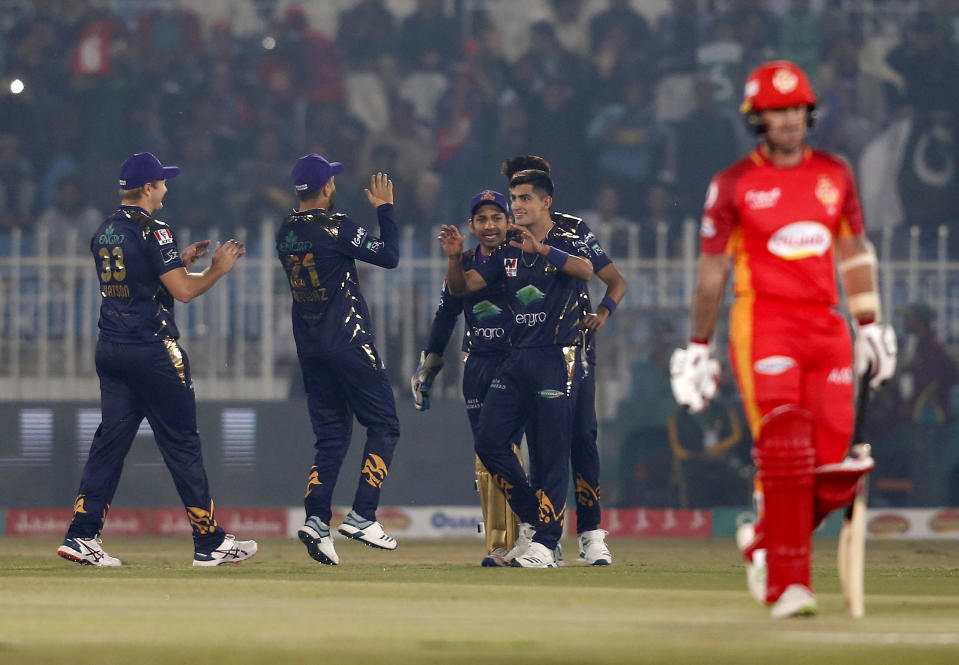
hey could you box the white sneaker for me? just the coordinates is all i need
[337,511,398,550]
[481,547,508,567]
[298,516,339,565]
[503,523,534,563]
[192,534,258,567]
[553,542,564,567]
[578,529,612,565]
[57,536,122,567]
[509,541,558,568]
[770,584,817,618]
[736,522,767,604]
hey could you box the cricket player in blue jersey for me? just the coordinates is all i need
[411,189,524,567]
[58,152,257,567]
[501,155,627,565]
[277,154,400,565]
[440,169,594,568]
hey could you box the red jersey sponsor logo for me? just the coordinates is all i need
[754,355,797,375]
[767,221,831,259]
[744,187,781,210]
[827,366,853,384]
[154,229,173,245]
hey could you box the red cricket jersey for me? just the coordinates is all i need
[700,147,865,306]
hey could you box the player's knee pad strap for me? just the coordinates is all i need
[754,405,815,602]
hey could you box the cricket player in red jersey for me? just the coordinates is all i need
[670,61,897,617]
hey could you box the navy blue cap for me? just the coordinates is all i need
[119,152,180,189]
[292,153,344,195]
[469,189,508,217]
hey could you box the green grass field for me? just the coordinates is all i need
[1,536,958,665]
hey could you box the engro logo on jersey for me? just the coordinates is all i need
[515,312,547,326]
[98,224,124,245]
[744,187,781,210]
[279,231,312,252]
[472,326,505,339]
[767,221,831,259]
[754,355,797,375]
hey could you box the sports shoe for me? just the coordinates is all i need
[481,547,508,567]
[57,536,122,567]
[578,529,612,565]
[298,516,339,565]
[553,542,564,567]
[503,523,534,563]
[736,522,767,604]
[337,510,397,550]
[509,541,558,568]
[192,534,258,567]
[770,584,817,618]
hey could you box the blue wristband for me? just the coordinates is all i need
[546,246,569,269]
[599,297,617,316]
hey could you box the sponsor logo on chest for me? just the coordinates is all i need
[767,221,832,260]
[744,187,782,210]
[504,258,518,277]
[815,175,840,215]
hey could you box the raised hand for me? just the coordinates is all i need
[181,240,211,270]
[438,224,465,257]
[209,239,246,274]
[365,172,394,207]
[508,223,545,255]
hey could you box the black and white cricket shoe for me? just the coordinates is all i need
[337,511,398,550]
[298,516,339,565]
[57,536,122,567]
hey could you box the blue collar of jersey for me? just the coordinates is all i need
[294,207,329,215]
[119,205,149,216]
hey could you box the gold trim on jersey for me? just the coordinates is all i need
[561,345,578,396]
[730,297,762,439]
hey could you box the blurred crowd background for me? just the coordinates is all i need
[3,0,959,509]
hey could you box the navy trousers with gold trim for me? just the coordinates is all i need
[300,344,400,525]
[66,338,224,551]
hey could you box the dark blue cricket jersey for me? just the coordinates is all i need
[276,204,398,353]
[551,212,613,361]
[473,225,592,348]
[425,246,511,357]
[92,205,185,343]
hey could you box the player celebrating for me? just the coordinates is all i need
[58,152,256,567]
[411,189,524,567]
[670,61,897,616]
[440,169,593,568]
[278,154,401,565]
[502,155,627,565]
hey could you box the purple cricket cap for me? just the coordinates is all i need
[118,152,180,189]
[469,189,508,217]
[292,153,344,195]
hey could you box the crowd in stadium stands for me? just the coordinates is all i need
[2,0,959,256]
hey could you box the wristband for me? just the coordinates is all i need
[690,337,710,345]
[546,246,569,269]
[599,296,617,316]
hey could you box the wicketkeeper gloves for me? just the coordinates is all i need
[411,350,444,411]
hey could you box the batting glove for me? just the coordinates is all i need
[670,342,720,413]
[411,351,444,411]
[854,322,897,390]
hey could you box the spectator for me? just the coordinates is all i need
[674,76,749,219]
[778,0,820,77]
[885,11,959,117]
[590,0,651,56]
[586,74,672,212]
[0,134,37,231]
[336,0,395,70]
[550,0,589,57]
[577,184,632,255]
[897,303,959,425]
[36,176,102,256]
[696,15,744,105]
[397,0,460,72]
[258,6,343,104]
[656,0,707,74]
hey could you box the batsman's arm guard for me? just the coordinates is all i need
[411,350,444,411]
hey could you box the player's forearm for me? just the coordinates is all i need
[445,256,469,296]
[690,254,729,341]
[541,245,593,280]
[182,267,227,301]
[367,204,399,268]
[596,264,627,313]
[838,236,881,323]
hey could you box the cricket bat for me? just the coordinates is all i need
[838,371,872,618]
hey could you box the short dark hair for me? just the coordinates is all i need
[501,155,551,179]
[509,169,554,198]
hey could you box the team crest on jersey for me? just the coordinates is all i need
[772,68,799,93]
[153,228,173,245]
[767,221,832,259]
[504,257,518,277]
[815,175,840,215]
[745,187,781,210]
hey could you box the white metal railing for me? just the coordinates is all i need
[3,219,959,415]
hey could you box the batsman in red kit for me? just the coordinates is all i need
[670,61,898,618]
